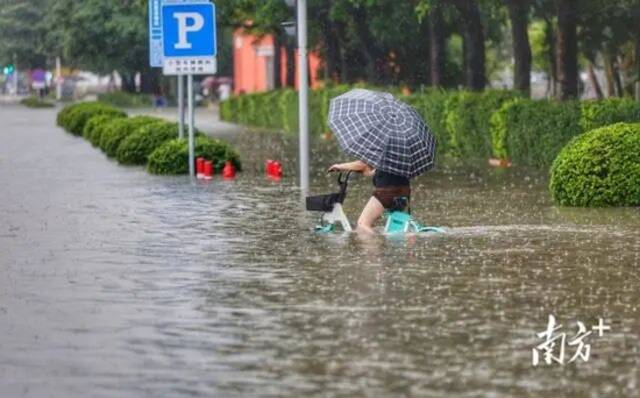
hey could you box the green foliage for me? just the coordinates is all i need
[98,116,162,157]
[401,89,452,155]
[490,98,583,168]
[97,92,153,108]
[220,86,515,161]
[46,0,148,77]
[115,121,179,165]
[550,123,640,207]
[0,0,49,68]
[57,102,126,135]
[147,136,242,175]
[20,97,54,108]
[445,89,520,159]
[83,114,125,145]
[580,98,640,132]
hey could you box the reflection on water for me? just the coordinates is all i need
[1,107,639,397]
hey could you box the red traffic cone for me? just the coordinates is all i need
[204,161,213,180]
[223,161,236,179]
[196,157,205,179]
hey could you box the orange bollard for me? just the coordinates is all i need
[196,157,205,179]
[223,161,236,179]
[204,161,213,180]
[273,161,283,178]
[266,159,274,176]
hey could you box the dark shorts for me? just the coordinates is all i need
[373,185,411,209]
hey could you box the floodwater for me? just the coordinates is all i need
[1,105,639,397]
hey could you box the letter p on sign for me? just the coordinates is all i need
[174,13,205,49]
[162,3,216,58]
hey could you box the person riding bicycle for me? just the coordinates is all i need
[328,160,410,234]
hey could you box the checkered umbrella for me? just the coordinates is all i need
[328,89,436,178]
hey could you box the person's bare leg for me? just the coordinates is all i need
[356,196,385,233]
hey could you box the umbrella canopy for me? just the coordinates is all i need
[328,89,436,179]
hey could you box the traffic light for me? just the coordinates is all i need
[3,64,15,75]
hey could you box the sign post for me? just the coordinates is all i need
[297,0,310,193]
[187,74,195,176]
[153,0,217,177]
[178,75,185,138]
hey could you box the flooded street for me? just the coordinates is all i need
[1,105,639,397]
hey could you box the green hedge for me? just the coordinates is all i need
[401,89,451,155]
[97,92,153,108]
[445,89,521,160]
[221,86,640,169]
[57,102,126,135]
[550,122,640,207]
[83,114,126,145]
[220,84,399,135]
[220,87,516,161]
[147,136,242,175]
[56,105,241,176]
[580,98,640,132]
[490,99,583,168]
[116,121,180,165]
[491,97,640,168]
[20,97,55,108]
[98,116,163,157]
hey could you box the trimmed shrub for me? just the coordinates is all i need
[58,102,126,135]
[97,91,152,108]
[404,89,456,157]
[83,114,126,145]
[445,89,520,160]
[115,121,179,165]
[98,116,162,157]
[580,98,640,132]
[218,84,391,135]
[220,87,515,162]
[20,97,54,108]
[147,136,242,175]
[219,99,234,122]
[490,98,582,168]
[56,102,81,128]
[549,122,640,207]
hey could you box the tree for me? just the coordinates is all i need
[505,0,532,95]
[424,0,447,86]
[454,0,486,90]
[555,0,578,99]
[0,0,50,68]
[47,0,152,92]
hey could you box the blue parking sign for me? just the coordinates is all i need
[162,2,216,58]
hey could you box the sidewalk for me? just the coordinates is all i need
[128,104,242,140]
[0,94,27,105]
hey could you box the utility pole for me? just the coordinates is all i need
[56,57,62,101]
[13,53,18,96]
[297,0,309,193]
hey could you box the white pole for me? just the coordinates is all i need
[297,0,310,193]
[187,74,195,177]
[55,57,62,101]
[13,54,18,96]
[178,75,185,139]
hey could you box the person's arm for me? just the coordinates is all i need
[328,160,374,175]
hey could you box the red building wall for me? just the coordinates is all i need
[233,28,321,95]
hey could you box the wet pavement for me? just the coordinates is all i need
[1,104,639,397]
